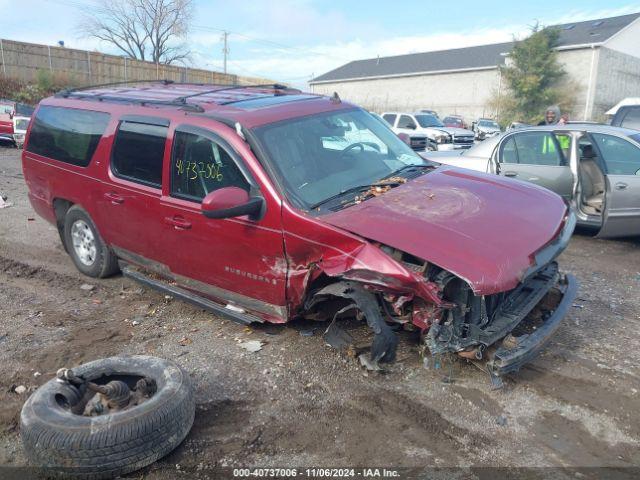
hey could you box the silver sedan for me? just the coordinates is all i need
[424,124,640,238]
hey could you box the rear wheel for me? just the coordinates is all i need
[64,206,119,278]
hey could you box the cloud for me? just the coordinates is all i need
[192,24,529,87]
[198,4,640,88]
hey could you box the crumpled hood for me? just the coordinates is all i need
[321,166,568,295]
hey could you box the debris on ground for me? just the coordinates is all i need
[14,385,27,394]
[80,283,95,292]
[323,319,354,350]
[239,340,263,353]
[179,337,193,346]
[0,193,12,209]
[358,353,382,371]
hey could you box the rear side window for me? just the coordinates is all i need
[382,114,397,126]
[26,106,110,167]
[501,137,518,164]
[620,108,640,131]
[111,121,168,187]
[397,115,416,129]
[502,131,565,166]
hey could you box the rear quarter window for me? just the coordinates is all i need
[620,108,640,131]
[26,106,110,167]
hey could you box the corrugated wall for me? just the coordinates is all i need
[0,38,272,86]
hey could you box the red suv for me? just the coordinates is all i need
[22,82,577,374]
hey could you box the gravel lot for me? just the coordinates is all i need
[1,145,639,478]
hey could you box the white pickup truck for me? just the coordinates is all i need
[381,111,475,151]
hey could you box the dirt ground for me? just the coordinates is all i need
[1,145,639,479]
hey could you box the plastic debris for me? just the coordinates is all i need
[239,340,263,353]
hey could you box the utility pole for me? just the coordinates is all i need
[221,31,229,74]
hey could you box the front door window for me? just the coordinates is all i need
[171,130,250,202]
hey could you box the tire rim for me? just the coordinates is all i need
[71,220,97,267]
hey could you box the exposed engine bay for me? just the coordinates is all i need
[305,244,577,375]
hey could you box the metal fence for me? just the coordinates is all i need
[0,38,270,86]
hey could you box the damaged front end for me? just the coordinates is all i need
[303,211,578,376]
[427,262,578,375]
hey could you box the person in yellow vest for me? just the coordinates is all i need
[538,105,561,125]
[539,106,570,158]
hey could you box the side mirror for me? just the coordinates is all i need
[201,187,264,220]
[9,111,14,120]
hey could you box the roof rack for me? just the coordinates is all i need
[54,81,301,112]
[57,79,175,97]
[175,83,294,103]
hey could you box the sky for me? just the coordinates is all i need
[1,0,640,88]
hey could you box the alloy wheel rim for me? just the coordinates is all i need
[71,220,97,267]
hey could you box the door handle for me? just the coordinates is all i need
[104,192,124,204]
[615,182,628,190]
[164,216,192,230]
[504,171,517,177]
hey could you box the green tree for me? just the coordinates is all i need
[496,25,570,125]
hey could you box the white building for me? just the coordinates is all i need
[309,13,640,122]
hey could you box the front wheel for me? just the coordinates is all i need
[63,205,119,278]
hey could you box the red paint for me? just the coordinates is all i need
[0,99,14,138]
[322,167,567,295]
[202,186,249,212]
[22,83,568,329]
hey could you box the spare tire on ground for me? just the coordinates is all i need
[20,355,195,479]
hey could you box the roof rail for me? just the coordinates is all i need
[54,81,301,112]
[174,83,297,103]
[56,79,175,98]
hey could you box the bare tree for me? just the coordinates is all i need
[79,0,194,64]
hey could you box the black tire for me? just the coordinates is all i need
[64,205,119,278]
[20,356,195,479]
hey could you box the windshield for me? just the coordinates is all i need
[631,133,640,144]
[415,114,444,128]
[479,120,499,128]
[254,108,427,209]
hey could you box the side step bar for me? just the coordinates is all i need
[121,264,261,325]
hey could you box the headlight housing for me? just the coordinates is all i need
[435,134,452,144]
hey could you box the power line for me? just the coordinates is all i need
[190,25,351,62]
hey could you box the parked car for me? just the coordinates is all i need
[442,115,468,129]
[472,118,501,140]
[0,99,15,145]
[13,103,35,148]
[371,112,430,152]
[0,100,34,147]
[22,82,577,374]
[507,122,530,131]
[418,109,439,118]
[425,124,640,237]
[610,104,640,131]
[381,112,475,151]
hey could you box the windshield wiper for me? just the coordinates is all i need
[308,180,404,211]
[383,163,433,179]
